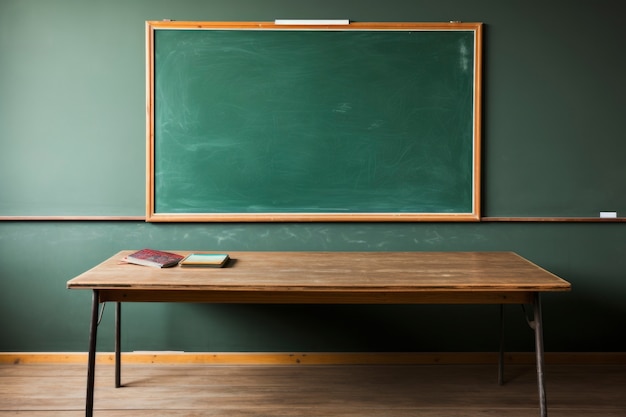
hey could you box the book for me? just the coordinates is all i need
[180,253,230,268]
[122,249,184,268]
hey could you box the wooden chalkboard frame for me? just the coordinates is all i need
[146,21,482,222]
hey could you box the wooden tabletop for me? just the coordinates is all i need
[67,251,571,294]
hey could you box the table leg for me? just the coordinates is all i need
[86,290,99,417]
[115,302,121,388]
[498,304,505,385]
[532,293,547,417]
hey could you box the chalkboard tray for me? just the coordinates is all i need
[146,21,482,222]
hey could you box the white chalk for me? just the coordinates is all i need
[600,211,617,218]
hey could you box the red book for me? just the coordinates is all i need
[122,249,184,268]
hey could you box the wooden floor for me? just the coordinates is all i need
[1,362,625,416]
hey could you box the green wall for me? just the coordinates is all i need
[1,0,625,353]
[1,222,624,352]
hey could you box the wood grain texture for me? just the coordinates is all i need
[67,252,571,299]
[1,363,624,416]
[3,352,626,365]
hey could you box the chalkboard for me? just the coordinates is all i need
[146,22,482,222]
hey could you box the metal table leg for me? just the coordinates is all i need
[115,302,121,388]
[498,304,505,385]
[86,290,99,417]
[531,293,548,417]
[519,294,548,417]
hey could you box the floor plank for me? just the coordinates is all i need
[1,363,624,416]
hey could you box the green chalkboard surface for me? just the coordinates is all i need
[147,22,482,222]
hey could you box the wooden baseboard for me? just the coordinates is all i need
[2,352,625,365]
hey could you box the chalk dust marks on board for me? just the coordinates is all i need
[332,102,353,114]
[458,39,471,73]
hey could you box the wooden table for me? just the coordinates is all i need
[67,251,571,417]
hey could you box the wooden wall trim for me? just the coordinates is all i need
[481,217,626,222]
[0,216,145,221]
[2,352,625,365]
[2,216,624,222]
